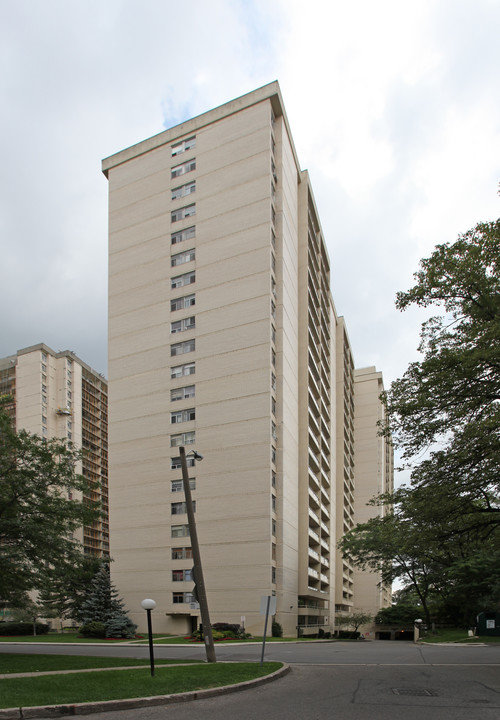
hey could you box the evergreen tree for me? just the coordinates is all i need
[79,564,137,638]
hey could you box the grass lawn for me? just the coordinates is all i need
[0,661,283,709]
[0,654,198,674]
[0,632,302,644]
[421,628,500,644]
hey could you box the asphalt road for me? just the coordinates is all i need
[2,640,500,719]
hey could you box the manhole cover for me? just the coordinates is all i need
[392,688,439,697]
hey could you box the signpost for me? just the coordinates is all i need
[259,595,277,666]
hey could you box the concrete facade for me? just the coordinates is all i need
[352,367,393,616]
[103,82,392,636]
[0,343,109,557]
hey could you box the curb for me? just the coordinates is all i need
[0,663,290,719]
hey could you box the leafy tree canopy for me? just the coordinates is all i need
[340,213,500,626]
[382,218,500,533]
[335,610,372,632]
[0,400,100,605]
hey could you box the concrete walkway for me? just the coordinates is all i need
[0,662,205,679]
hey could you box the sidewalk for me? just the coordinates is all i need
[0,662,205,680]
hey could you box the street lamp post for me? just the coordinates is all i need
[414,618,422,643]
[179,446,216,663]
[141,598,157,676]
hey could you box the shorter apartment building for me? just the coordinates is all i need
[0,343,109,557]
[352,367,393,616]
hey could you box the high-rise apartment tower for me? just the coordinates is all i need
[103,82,392,635]
[0,343,109,557]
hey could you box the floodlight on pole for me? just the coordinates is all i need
[179,446,216,663]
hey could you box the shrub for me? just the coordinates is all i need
[212,623,240,635]
[272,621,283,637]
[105,615,137,639]
[0,622,49,636]
[79,621,106,638]
[337,630,360,639]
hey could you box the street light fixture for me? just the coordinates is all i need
[141,598,157,676]
[179,446,216,663]
[414,618,423,643]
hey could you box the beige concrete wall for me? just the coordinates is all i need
[352,367,393,616]
[107,94,288,635]
[105,83,388,636]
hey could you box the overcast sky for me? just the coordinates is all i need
[1,0,499,389]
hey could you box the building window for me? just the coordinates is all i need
[171,478,196,493]
[171,159,196,179]
[171,546,193,560]
[171,204,196,223]
[171,294,195,312]
[272,494,276,512]
[171,456,195,469]
[171,317,195,334]
[171,226,196,245]
[172,569,192,582]
[272,470,276,487]
[171,181,196,200]
[272,446,276,464]
[171,431,196,447]
[272,396,276,415]
[171,385,195,402]
[272,349,276,367]
[171,501,195,515]
[271,372,276,391]
[171,524,190,537]
[171,408,195,424]
[272,519,277,536]
[173,592,195,604]
[171,271,195,289]
[272,567,276,584]
[171,362,195,379]
[171,137,196,157]
[272,421,277,440]
[171,339,195,356]
[171,249,195,267]
[271,300,276,319]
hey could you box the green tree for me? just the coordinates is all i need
[0,400,100,605]
[335,610,372,633]
[382,218,500,535]
[375,604,424,626]
[340,215,500,627]
[38,555,101,630]
[78,563,137,638]
[339,491,440,626]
